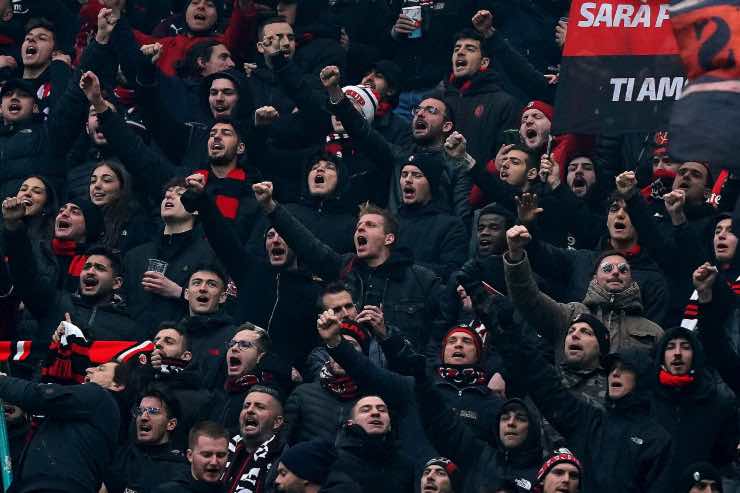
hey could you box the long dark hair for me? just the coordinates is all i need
[18,175,58,241]
[90,160,137,250]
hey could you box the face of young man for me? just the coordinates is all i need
[477,213,508,257]
[239,391,284,443]
[349,396,391,435]
[275,463,308,493]
[498,406,529,449]
[21,27,54,69]
[663,337,694,376]
[411,98,451,143]
[207,122,244,166]
[185,271,227,315]
[160,186,192,224]
[84,362,122,390]
[607,361,636,400]
[606,200,637,247]
[400,164,432,206]
[322,290,358,321]
[1,89,37,124]
[354,213,393,261]
[307,160,339,197]
[200,44,234,76]
[451,37,489,79]
[226,329,264,377]
[519,109,550,150]
[672,162,709,205]
[54,203,87,242]
[265,228,296,268]
[499,149,535,188]
[566,157,596,198]
[442,330,478,365]
[714,218,737,263]
[186,0,219,33]
[258,22,296,65]
[188,435,229,482]
[208,79,239,119]
[542,464,580,493]
[361,69,393,100]
[79,254,121,299]
[153,328,190,360]
[135,396,176,445]
[563,322,600,369]
[420,465,453,493]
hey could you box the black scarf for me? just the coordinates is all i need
[319,363,359,401]
[436,365,487,386]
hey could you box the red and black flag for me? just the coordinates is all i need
[667,0,740,170]
[553,0,686,134]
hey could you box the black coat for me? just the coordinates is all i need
[123,228,216,333]
[333,425,415,493]
[268,204,451,353]
[182,312,237,388]
[397,202,468,281]
[0,379,119,493]
[154,475,227,493]
[443,70,518,167]
[284,381,354,445]
[651,326,738,486]
[182,191,321,371]
[105,442,190,493]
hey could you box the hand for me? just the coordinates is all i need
[316,309,342,347]
[693,262,718,303]
[96,8,119,44]
[51,51,72,66]
[101,0,125,12]
[340,28,350,51]
[52,313,72,344]
[391,14,418,38]
[488,372,506,399]
[185,173,206,194]
[141,271,183,298]
[0,56,16,70]
[515,193,543,225]
[555,19,568,48]
[253,181,276,213]
[539,154,561,189]
[663,189,687,225]
[140,43,163,64]
[1,196,26,228]
[544,73,559,85]
[79,71,105,108]
[444,131,467,159]
[150,351,163,370]
[615,171,637,198]
[254,106,279,127]
[291,367,303,383]
[320,65,341,89]
[472,10,494,38]
[506,225,531,262]
[457,285,473,311]
[357,305,386,339]
[243,62,257,77]
[494,143,514,170]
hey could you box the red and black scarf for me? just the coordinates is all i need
[319,363,359,401]
[436,365,487,387]
[681,271,740,331]
[51,239,87,278]
[194,168,248,220]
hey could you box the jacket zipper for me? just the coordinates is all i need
[267,273,280,333]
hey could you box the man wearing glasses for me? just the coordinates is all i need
[502,224,663,360]
[105,388,190,493]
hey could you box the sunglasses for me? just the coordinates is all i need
[132,406,162,418]
[600,262,629,274]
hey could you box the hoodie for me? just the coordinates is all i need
[651,327,738,486]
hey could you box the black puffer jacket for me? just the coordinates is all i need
[417,382,543,493]
[444,70,518,167]
[154,476,227,493]
[105,442,190,493]
[0,379,119,493]
[333,425,415,493]
[651,326,738,487]
[284,381,353,445]
[123,227,216,333]
[268,203,450,352]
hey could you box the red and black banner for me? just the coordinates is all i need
[553,1,685,134]
[667,0,740,170]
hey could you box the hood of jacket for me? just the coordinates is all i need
[582,280,644,315]
[604,348,653,413]
[653,326,715,401]
[493,398,543,467]
[335,423,400,463]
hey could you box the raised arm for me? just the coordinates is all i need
[503,225,572,345]
[254,182,344,281]
[0,375,108,419]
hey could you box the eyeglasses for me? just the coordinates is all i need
[227,340,256,351]
[411,105,440,116]
[600,262,629,274]
[132,406,162,418]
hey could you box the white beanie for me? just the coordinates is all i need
[342,85,378,123]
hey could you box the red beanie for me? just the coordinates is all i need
[521,100,554,122]
[441,325,483,361]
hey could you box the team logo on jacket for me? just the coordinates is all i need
[474,104,485,118]
[514,478,532,490]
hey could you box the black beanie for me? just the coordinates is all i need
[403,152,445,197]
[73,199,104,244]
[280,440,335,484]
[423,457,461,493]
[570,313,610,360]
[678,462,723,492]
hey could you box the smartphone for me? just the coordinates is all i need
[501,128,521,145]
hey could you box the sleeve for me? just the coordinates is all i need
[642,433,675,493]
[45,60,73,113]
[503,251,571,345]
[419,218,467,280]
[696,282,740,394]
[266,204,344,281]
[96,107,176,202]
[327,339,413,411]
[283,389,302,445]
[486,32,555,102]
[0,376,102,418]
[468,159,518,211]
[3,226,55,321]
[330,96,400,168]
[46,73,89,159]
[220,1,259,64]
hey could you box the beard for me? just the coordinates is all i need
[209,151,236,168]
